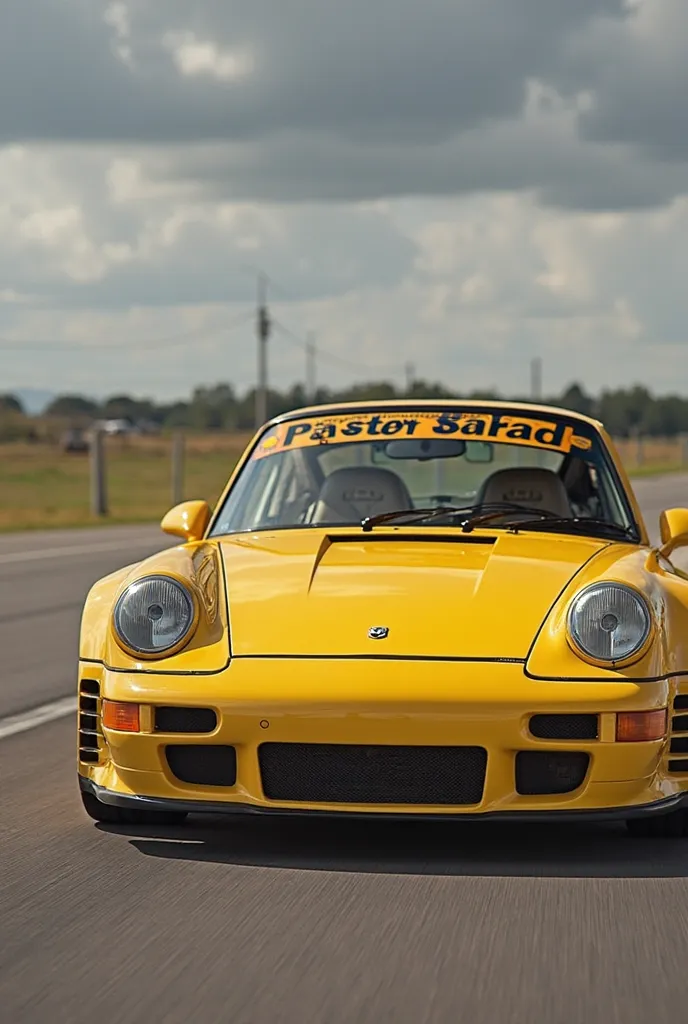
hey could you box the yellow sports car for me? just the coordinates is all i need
[78,400,688,837]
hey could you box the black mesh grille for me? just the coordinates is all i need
[529,714,598,740]
[80,679,100,696]
[674,696,688,711]
[669,760,688,774]
[155,707,217,734]
[670,737,688,754]
[515,751,589,795]
[165,745,237,786]
[258,743,487,805]
[672,714,688,733]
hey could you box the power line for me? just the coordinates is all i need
[0,309,254,353]
[272,319,398,375]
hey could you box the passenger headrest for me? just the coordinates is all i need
[476,467,572,517]
[310,466,413,524]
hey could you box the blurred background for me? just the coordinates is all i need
[3,2,688,534]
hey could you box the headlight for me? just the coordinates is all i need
[567,583,652,664]
[113,575,196,656]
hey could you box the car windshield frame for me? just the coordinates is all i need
[207,404,642,543]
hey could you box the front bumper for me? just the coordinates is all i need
[77,658,687,819]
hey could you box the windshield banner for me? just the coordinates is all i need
[253,411,593,459]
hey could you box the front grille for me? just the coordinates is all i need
[165,745,237,786]
[515,751,589,795]
[529,714,598,741]
[668,694,688,773]
[155,707,217,734]
[258,743,487,805]
[78,679,102,764]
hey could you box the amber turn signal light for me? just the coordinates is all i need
[616,709,667,742]
[102,700,141,733]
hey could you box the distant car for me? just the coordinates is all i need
[91,418,134,436]
[60,428,89,453]
[77,399,688,837]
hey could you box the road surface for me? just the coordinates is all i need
[2,480,688,1024]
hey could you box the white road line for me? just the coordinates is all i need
[0,696,77,740]
[0,537,163,566]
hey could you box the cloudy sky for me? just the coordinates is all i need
[2,0,688,402]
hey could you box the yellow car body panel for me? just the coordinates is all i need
[76,399,688,824]
[216,530,609,660]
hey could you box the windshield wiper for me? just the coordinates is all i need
[504,516,638,541]
[360,504,637,541]
[360,502,560,533]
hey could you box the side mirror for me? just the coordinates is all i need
[659,508,688,557]
[161,500,211,543]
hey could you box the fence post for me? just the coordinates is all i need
[171,432,185,506]
[90,429,108,517]
[681,433,688,468]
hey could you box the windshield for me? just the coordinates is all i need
[209,407,639,539]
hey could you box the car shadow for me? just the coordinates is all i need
[97,814,688,878]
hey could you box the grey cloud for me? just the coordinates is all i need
[2,0,688,212]
[155,121,688,210]
[571,3,688,161]
[2,0,627,146]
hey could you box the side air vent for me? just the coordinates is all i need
[78,679,102,764]
[155,707,218,734]
[668,694,688,773]
[529,714,598,741]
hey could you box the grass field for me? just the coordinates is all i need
[0,433,686,533]
[0,434,250,532]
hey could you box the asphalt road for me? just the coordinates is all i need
[2,479,688,1024]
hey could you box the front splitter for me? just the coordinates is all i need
[79,776,688,824]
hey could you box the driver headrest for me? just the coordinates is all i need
[310,466,413,524]
[477,467,572,517]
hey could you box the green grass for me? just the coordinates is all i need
[0,438,245,532]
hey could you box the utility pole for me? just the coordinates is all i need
[255,273,270,429]
[530,357,542,401]
[306,332,316,401]
[404,362,415,394]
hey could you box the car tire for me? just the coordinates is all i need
[80,790,188,827]
[626,810,688,838]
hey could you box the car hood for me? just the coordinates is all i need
[219,530,610,660]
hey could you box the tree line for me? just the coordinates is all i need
[2,380,688,437]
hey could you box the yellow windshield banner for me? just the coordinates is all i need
[253,411,593,459]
